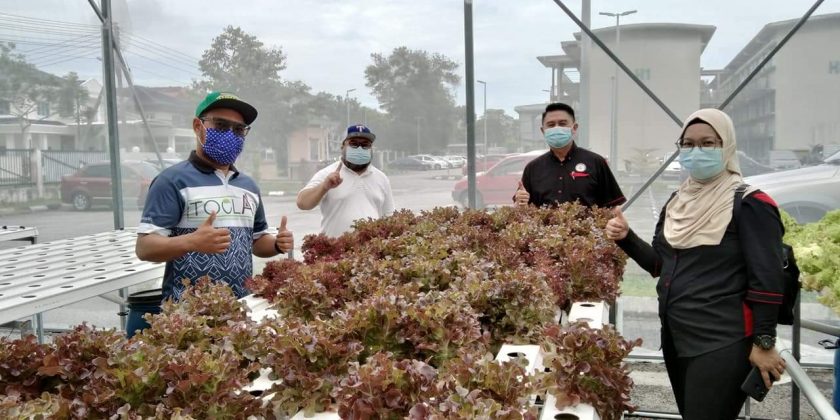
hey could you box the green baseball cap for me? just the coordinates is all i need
[195,91,258,125]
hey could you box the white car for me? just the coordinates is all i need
[442,155,466,168]
[413,155,450,170]
[746,150,840,223]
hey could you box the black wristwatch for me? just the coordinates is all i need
[753,334,776,350]
[274,241,285,255]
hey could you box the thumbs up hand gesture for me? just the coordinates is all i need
[275,215,294,254]
[605,207,629,241]
[514,180,530,206]
[191,211,231,254]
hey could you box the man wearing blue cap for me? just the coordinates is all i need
[297,124,395,237]
[129,91,294,337]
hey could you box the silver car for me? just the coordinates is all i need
[745,150,840,223]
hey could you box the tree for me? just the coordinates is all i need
[476,109,518,153]
[365,47,460,153]
[195,26,305,170]
[0,43,89,149]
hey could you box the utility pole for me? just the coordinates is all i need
[599,9,637,170]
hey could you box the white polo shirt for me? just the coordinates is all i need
[304,161,395,237]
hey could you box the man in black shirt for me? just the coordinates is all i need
[514,103,626,209]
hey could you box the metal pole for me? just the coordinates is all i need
[101,0,124,230]
[610,16,619,170]
[483,83,487,154]
[578,0,591,149]
[464,0,477,209]
[780,349,840,420]
[793,293,802,420]
[345,89,355,130]
[88,0,164,170]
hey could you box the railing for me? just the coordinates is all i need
[0,149,33,186]
[41,150,108,183]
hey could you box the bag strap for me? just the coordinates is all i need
[733,183,749,226]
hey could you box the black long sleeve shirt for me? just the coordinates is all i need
[617,191,785,357]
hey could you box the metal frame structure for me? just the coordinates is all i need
[0,225,39,245]
[0,230,164,342]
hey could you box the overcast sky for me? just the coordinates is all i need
[2,0,838,115]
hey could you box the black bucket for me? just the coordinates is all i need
[125,288,163,338]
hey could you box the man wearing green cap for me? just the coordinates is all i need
[129,91,293,337]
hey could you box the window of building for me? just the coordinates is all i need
[37,102,50,117]
[309,138,320,161]
[0,100,10,115]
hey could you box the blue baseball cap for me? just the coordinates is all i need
[344,124,376,142]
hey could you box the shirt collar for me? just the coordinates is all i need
[548,142,577,163]
[189,150,239,178]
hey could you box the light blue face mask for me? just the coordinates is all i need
[679,148,725,180]
[345,145,372,165]
[544,126,573,149]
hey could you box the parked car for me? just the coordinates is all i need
[461,154,512,176]
[145,158,183,169]
[441,155,466,168]
[388,156,434,171]
[745,150,840,223]
[737,151,775,177]
[60,161,160,211]
[414,154,450,170]
[451,151,544,208]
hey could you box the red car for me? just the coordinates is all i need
[461,154,511,176]
[452,151,544,208]
[60,161,160,210]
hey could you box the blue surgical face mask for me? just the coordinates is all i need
[345,145,372,165]
[679,148,725,180]
[544,126,573,149]
[202,128,244,165]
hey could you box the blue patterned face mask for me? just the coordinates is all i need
[202,128,244,165]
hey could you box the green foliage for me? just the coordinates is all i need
[365,46,460,153]
[784,209,840,313]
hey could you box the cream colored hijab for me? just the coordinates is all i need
[664,109,757,249]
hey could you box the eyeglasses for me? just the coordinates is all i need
[675,137,722,152]
[347,143,372,150]
[199,117,251,137]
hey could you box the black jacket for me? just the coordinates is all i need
[617,191,785,357]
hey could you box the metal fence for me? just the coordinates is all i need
[41,150,108,183]
[0,149,108,186]
[0,149,33,186]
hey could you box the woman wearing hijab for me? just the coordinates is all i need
[605,109,786,419]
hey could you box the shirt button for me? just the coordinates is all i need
[558,190,562,193]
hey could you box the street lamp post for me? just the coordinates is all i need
[477,80,487,159]
[345,88,356,129]
[599,9,636,171]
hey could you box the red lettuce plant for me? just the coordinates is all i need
[540,322,642,420]
[335,352,438,419]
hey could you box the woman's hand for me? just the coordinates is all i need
[605,207,629,241]
[749,345,786,389]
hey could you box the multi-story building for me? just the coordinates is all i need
[713,13,840,162]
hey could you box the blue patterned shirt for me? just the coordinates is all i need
[138,151,269,301]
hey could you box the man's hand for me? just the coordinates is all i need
[605,207,629,241]
[514,181,530,206]
[750,346,786,389]
[322,162,343,190]
[190,212,231,254]
[275,215,293,254]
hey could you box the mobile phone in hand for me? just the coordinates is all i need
[741,366,775,402]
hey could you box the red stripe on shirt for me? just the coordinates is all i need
[743,303,753,337]
[751,192,778,207]
[749,289,784,297]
